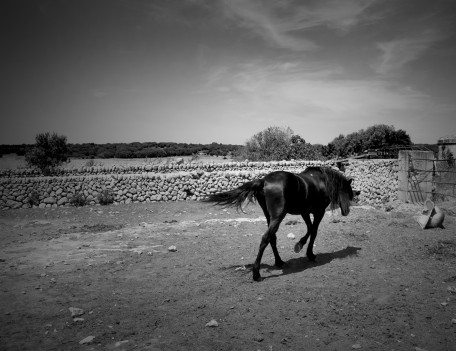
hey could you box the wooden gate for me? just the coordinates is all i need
[398,150,434,204]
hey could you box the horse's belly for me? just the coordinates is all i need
[286,203,311,215]
[287,209,302,215]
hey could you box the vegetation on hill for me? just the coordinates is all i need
[0,124,428,164]
[236,124,413,161]
[0,141,240,159]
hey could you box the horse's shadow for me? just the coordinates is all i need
[225,246,361,280]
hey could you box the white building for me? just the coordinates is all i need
[438,135,456,160]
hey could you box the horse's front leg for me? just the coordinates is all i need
[306,211,325,261]
[294,213,313,253]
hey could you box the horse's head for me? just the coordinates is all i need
[317,167,359,216]
[340,178,356,216]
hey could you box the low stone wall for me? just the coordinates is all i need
[344,159,398,205]
[0,160,325,178]
[0,159,398,210]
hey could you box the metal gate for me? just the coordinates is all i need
[398,150,456,204]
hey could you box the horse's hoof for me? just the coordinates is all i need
[275,260,285,268]
[307,253,316,261]
[253,274,263,282]
[294,242,303,253]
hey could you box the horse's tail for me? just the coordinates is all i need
[202,178,265,212]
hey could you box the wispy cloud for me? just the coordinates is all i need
[201,58,450,140]
[374,29,448,75]
[222,0,377,51]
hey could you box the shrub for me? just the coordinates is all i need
[25,132,69,175]
[97,189,114,205]
[445,151,454,167]
[236,126,324,161]
[27,190,41,206]
[70,193,87,207]
[242,126,292,161]
[325,124,412,158]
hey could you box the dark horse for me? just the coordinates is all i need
[203,167,356,281]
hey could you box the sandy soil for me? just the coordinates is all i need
[1,200,456,350]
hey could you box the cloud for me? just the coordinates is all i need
[205,65,231,87]
[290,0,378,31]
[222,0,377,51]
[374,29,448,75]
[201,58,449,140]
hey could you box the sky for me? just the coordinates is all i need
[1,0,455,146]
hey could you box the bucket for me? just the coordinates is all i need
[416,200,445,229]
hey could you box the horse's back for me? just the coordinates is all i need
[263,171,301,192]
[262,171,309,215]
[262,171,295,201]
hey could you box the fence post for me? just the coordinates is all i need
[398,151,409,202]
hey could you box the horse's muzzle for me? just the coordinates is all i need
[351,190,361,204]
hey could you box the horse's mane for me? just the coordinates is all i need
[303,167,352,213]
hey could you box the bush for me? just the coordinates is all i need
[70,193,87,207]
[97,189,114,205]
[239,126,293,161]
[27,190,41,206]
[325,124,412,158]
[25,132,69,175]
[236,126,325,161]
[445,151,454,167]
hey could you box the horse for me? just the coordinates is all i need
[203,166,357,281]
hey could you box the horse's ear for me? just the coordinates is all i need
[348,178,353,185]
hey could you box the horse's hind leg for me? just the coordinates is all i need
[256,193,270,226]
[255,193,283,268]
[270,230,285,268]
[252,215,284,281]
[294,213,312,253]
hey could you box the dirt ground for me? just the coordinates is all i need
[1,200,456,351]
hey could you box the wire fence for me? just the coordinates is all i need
[407,157,456,201]
[433,158,456,200]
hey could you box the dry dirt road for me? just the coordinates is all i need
[1,200,456,350]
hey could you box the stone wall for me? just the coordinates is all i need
[344,159,398,205]
[0,159,398,210]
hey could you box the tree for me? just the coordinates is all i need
[326,124,412,158]
[288,135,325,160]
[288,135,306,159]
[236,126,327,161]
[242,126,293,161]
[136,147,167,158]
[25,132,69,175]
[362,124,411,149]
[326,134,350,158]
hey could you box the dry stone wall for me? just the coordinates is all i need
[0,159,398,210]
[344,159,398,206]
